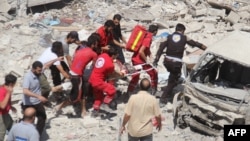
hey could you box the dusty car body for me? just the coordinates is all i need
[175,30,250,136]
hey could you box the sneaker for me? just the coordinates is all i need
[166,102,173,112]
[91,110,100,118]
[109,100,117,110]
[100,103,115,113]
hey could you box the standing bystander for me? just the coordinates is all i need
[7,107,39,141]
[21,61,47,136]
[120,78,162,141]
[0,74,17,140]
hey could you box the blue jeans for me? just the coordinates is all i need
[128,133,152,141]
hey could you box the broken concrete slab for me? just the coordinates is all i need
[225,10,241,24]
[0,0,11,13]
[81,116,100,128]
[207,8,226,18]
[185,22,204,34]
[121,9,155,22]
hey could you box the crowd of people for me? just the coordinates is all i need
[0,13,207,141]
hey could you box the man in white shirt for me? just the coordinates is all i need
[38,41,70,99]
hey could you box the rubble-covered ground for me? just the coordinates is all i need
[2,0,250,140]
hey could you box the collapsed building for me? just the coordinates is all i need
[1,0,250,140]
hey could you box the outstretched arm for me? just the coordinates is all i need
[186,36,207,50]
[153,40,168,65]
[43,56,64,70]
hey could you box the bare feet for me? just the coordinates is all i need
[53,105,62,116]
[81,111,88,118]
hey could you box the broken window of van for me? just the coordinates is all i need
[190,53,250,90]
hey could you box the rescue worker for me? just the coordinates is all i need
[96,20,125,52]
[50,31,80,86]
[89,46,124,117]
[53,34,99,118]
[125,24,159,102]
[153,23,207,107]
[112,14,127,64]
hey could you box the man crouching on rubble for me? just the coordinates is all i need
[153,23,207,108]
[89,46,125,117]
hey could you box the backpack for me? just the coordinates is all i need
[126,25,147,52]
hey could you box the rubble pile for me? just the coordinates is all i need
[1,0,250,140]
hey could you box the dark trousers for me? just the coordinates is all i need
[114,45,125,64]
[83,75,93,102]
[70,75,83,103]
[128,133,152,141]
[49,61,69,86]
[160,59,182,103]
[21,103,46,136]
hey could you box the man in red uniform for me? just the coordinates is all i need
[96,20,125,52]
[125,24,159,101]
[89,46,122,116]
[0,74,17,140]
[53,34,99,118]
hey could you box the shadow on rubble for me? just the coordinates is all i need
[27,0,73,14]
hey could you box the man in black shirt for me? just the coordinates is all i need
[153,23,207,107]
[112,14,127,64]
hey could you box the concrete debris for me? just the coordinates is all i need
[1,0,250,140]
[225,10,241,24]
[0,0,11,13]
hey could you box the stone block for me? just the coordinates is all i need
[207,8,225,18]
[0,14,8,22]
[8,65,24,77]
[0,0,11,13]
[82,116,100,128]
[238,11,250,20]
[225,11,240,24]
[194,8,207,16]
[203,23,216,34]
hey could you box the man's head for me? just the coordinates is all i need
[23,107,36,123]
[140,78,151,91]
[113,14,122,26]
[104,20,115,33]
[175,23,186,33]
[4,74,17,87]
[66,31,80,44]
[87,33,100,52]
[31,61,43,77]
[107,46,118,59]
[51,41,63,56]
[148,24,158,36]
